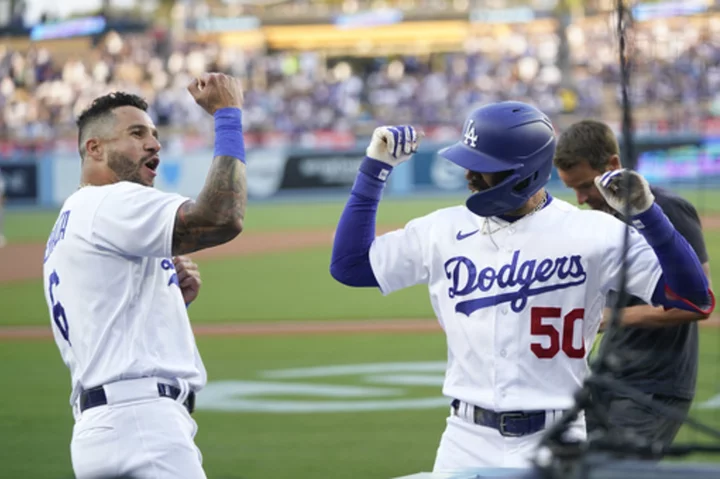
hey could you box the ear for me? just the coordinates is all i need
[607,154,621,171]
[85,138,103,160]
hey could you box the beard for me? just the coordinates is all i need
[466,171,490,192]
[106,150,147,186]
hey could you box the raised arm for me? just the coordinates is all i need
[330,125,420,287]
[172,73,247,256]
[596,169,714,314]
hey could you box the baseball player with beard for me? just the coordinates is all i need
[329,101,714,471]
[42,73,246,479]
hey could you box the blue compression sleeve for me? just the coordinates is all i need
[634,204,713,311]
[329,157,392,287]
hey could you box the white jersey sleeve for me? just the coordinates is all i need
[90,182,190,258]
[601,224,663,305]
[368,216,430,295]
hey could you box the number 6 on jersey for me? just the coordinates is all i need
[48,270,71,345]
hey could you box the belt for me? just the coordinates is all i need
[80,382,195,414]
[451,399,547,437]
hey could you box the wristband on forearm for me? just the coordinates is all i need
[352,157,393,200]
[213,108,245,164]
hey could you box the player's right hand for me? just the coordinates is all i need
[366,125,421,166]
[187,73,244,115]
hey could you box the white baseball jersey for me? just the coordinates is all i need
[42,181,207,408]
[369,197,662,411]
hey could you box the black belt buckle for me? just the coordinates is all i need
[498,412,527,437]
[453,399,540,437]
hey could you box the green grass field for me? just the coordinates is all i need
[2,332,720,478]
[6,187,720,244]
[2,188,720,478]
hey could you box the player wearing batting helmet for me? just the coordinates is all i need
[329,101,714,471]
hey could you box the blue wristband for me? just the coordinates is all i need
[352,157,392,200]
[214,108,245,163]
[359,157,393,182]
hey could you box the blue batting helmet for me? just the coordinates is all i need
[438,101,556,217]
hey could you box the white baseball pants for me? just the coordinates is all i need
[70,378,206,479]
[432,403,587,471]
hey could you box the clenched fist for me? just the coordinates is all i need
[187,73,244,115]
[594,168,655,217]
[173,256,202,306]
[366,125,421,167]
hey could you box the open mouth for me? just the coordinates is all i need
[144,157,160,174]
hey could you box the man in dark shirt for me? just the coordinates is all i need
[553,119,712,451]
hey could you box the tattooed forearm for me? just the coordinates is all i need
[172,156,247,255]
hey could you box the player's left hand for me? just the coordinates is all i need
[174,256,202,306]
[594,168,655,217]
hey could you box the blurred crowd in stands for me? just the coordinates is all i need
[2,13,720,143]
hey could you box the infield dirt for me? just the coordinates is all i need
[2,214,719,338]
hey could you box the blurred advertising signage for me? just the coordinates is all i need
[636,140,720,183]
[632,0,708,21]
[194,16,260,32]
[334,9,403,29]
[470,7,536,24]
[30,16,107,41]
[281,152,365,189]
[0,163,38,202]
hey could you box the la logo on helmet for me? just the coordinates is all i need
[463,119,478,148]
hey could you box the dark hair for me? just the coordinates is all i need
[76,92,149,158]
[553,119,619,172]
